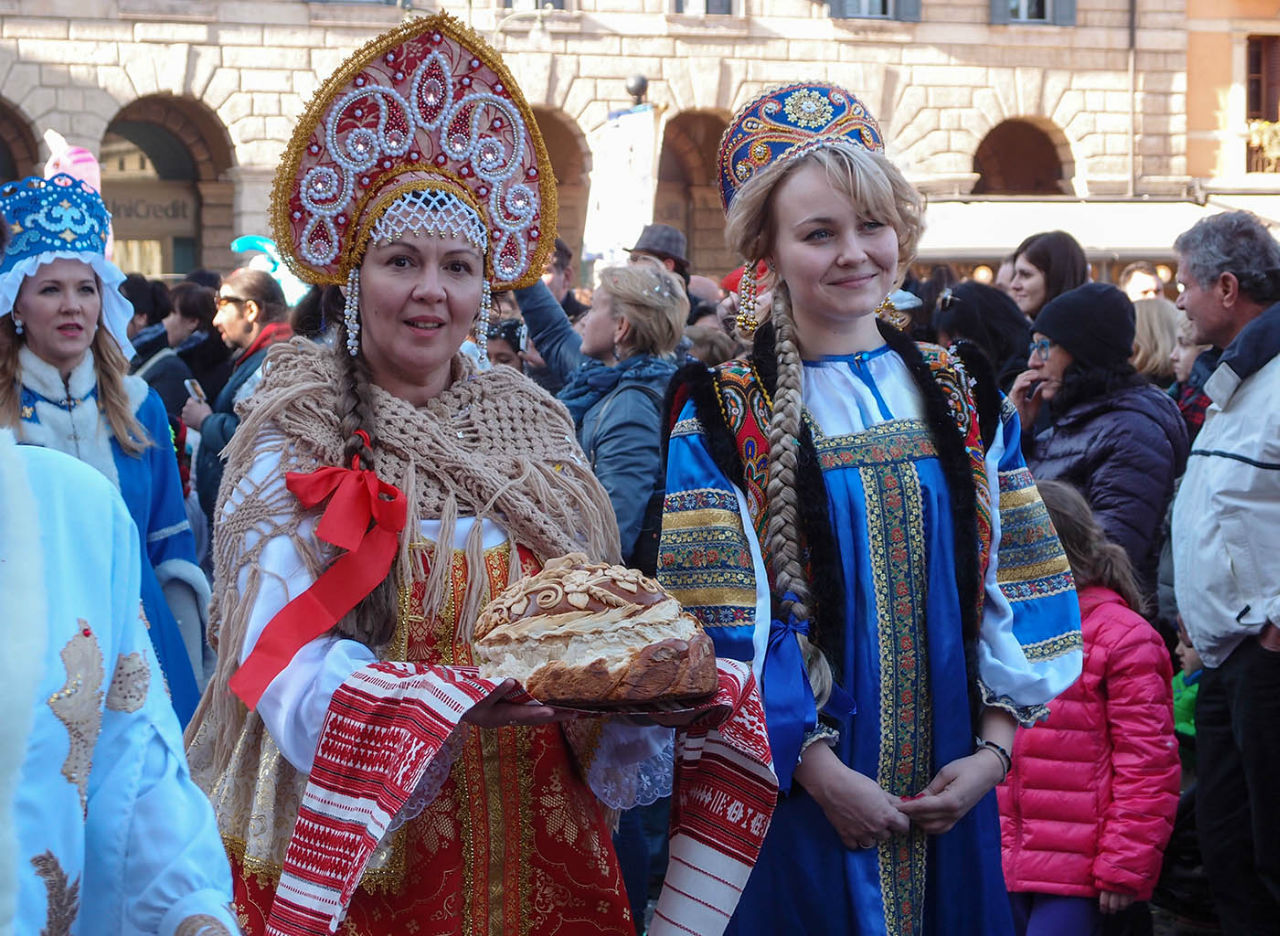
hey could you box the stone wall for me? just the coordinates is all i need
[0,0,1191,277]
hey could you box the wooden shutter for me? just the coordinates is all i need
[1052,0,1077,27]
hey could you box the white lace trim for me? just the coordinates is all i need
[386,721,471,832]
[587,724,676,811]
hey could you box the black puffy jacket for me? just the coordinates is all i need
[1027,384,1189,601]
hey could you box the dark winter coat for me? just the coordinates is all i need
[1027,384,1188,601]
[516,280,673,561]
[131,345,194,419]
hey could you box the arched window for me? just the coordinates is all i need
[656,110,732,277]
[0,98,39,184]
[101,96,235,277]
[972,119,1068,195]
[531,106,591,264]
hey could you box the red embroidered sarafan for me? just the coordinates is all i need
[231,543,633,935]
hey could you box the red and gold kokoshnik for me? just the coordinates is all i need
[270,12,556,289]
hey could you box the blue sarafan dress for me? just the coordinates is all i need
[660,340,1083,936]
[18,346,205,725]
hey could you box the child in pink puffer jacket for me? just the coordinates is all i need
[998,480,1181,936]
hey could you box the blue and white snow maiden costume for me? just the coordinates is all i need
[0,174,205,725]
[0,427,237,932]
[657,84,1083,936]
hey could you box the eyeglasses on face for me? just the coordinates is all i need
[1028,338,1055,361]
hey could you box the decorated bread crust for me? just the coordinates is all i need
[473,554,717,705]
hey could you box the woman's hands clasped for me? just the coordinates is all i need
[461,678,576,729]
[794,743,910,850]
[896,750,1006,835]
[796,741,1007,848]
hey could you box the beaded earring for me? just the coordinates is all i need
[736,262,760,336]
[12,316,22,336]
[475,279,492,362]
[875,293,912,332]
[344,267,361,357]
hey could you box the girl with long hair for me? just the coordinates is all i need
[659,83,1083,935]
[1009,230,1089,320]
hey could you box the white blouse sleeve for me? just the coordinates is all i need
[975,409,1084,725]
[226,444,376,774]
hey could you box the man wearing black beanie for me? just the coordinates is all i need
[1011,281,1188,610]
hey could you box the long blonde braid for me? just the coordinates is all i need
[763,284,833,708]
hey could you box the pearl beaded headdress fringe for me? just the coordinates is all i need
[342,189,492,358]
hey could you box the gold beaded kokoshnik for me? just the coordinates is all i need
[270,12,557,292]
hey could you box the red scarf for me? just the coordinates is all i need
[236,321,294,370]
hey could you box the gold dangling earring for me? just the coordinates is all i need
[735,262,760,336]
[875,294,912,332]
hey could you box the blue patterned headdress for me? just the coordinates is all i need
[717,82,884,213]
[0,174,110,272]
[0,173,133,356]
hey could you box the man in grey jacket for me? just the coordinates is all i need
[1170,210,1280,934]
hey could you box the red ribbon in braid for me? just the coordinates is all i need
[230,430,408,710]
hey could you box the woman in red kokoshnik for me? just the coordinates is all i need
[183,15,734,933]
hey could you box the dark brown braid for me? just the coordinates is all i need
[333,334,399,647]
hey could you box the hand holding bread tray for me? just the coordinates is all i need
[473,554,724,727]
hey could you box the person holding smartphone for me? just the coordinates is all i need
[1011,283,1188,612]
[181,267,293,522]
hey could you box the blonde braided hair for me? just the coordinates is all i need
[724,143,924,710]
[763,283,833,707]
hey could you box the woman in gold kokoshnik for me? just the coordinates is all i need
[184,15,671,932]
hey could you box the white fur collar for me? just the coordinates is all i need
[0,429,48,927]
[18,347,150,490]
[18,345,98,403]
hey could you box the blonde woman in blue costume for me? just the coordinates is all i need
[658,84,1084,934]
[0,175,205,725]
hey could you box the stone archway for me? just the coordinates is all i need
[0,96,39,183]
[101,95,236,276]
[532,106,591,266]
[972,119,1072,195]
[656,109,733,278]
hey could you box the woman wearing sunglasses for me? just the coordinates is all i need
[1011,282,1188,613]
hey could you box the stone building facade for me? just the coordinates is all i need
[0,0,1204,279]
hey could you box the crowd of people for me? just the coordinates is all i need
[1,11,1277,936]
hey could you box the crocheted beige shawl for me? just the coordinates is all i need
[187,338,620,772]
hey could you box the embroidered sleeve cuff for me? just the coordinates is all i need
[799,722,840,754]
[979,679,1050,728]
[158,892,240,935]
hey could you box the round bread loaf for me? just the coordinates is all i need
[473,553,718,705]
